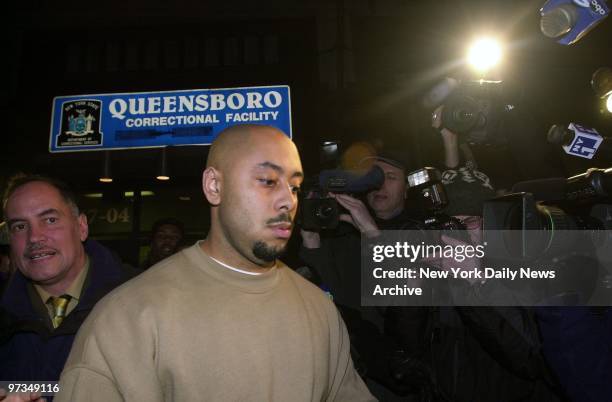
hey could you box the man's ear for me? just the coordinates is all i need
[202,167,222,206]
[78,213,89,242]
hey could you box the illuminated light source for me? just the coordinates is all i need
[156,148,170,181]
[467,38,502,73]
[99,151,113,183]
[591,68,612,114]
[124,191,155,198]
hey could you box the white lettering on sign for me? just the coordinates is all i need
[109,91,283,120]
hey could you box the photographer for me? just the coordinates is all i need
[300,148,417,315]
[386,114,563,401]
[431,104,495,194]
[433,94,612,401]
[299,147,420,399]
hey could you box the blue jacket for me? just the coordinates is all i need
[536,306,612,402]
[0,240,138,381]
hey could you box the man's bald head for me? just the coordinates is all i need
[201,124,303,271]
[206,125,294,173]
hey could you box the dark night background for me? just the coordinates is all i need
[1,0,611,264]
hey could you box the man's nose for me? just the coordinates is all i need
[28,223,46,243]
[276,183,298,212]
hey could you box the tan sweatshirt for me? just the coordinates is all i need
[56,242,375,401]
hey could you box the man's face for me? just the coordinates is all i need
[214,132,303,266]
[4,181,88,286]
[366,160,407,219]
[151,224,182,261]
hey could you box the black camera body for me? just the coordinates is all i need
[406,167,466,231]
[301,193,341,232]
[427,79,512,146]
[301,166,385,231]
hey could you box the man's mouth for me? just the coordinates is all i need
[27,250,57,261]
[268,223,292,239]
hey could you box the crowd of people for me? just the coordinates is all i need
[0,123,610,402]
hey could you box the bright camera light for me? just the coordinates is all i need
[606,94,612,113]
[467,38,502,72]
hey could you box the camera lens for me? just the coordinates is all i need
[442,95,480,133]
[316,205,335,219]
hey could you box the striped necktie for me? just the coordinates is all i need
[48,295,72,329]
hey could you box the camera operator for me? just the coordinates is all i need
[299,147,420,399]
[382,111,566,402]
[300,148,417,314]
[430,104,495,194]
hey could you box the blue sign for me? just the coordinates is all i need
[569,135,599,158]
[49,85,292,152]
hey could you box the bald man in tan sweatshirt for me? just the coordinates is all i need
[56,124,375,402]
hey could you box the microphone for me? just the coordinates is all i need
[318,165,384,193]
[566,167,612,200]
[540,0,609,45]
[547,123,610,161]
[511,168,612,202]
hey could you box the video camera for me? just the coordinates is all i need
[300,166,385,231]
[483,167,612,261]
[424,78,513,146]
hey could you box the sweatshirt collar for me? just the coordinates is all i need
[186,241,281,293]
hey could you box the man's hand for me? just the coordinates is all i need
[332,193,380,238]
[425,216,484,285]
[300,229,321,249]
[432,105,460,169]
[0,389,46,402]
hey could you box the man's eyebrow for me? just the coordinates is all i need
[37,208,61,217]
[255,162,304,179]
[5,209,60,227]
